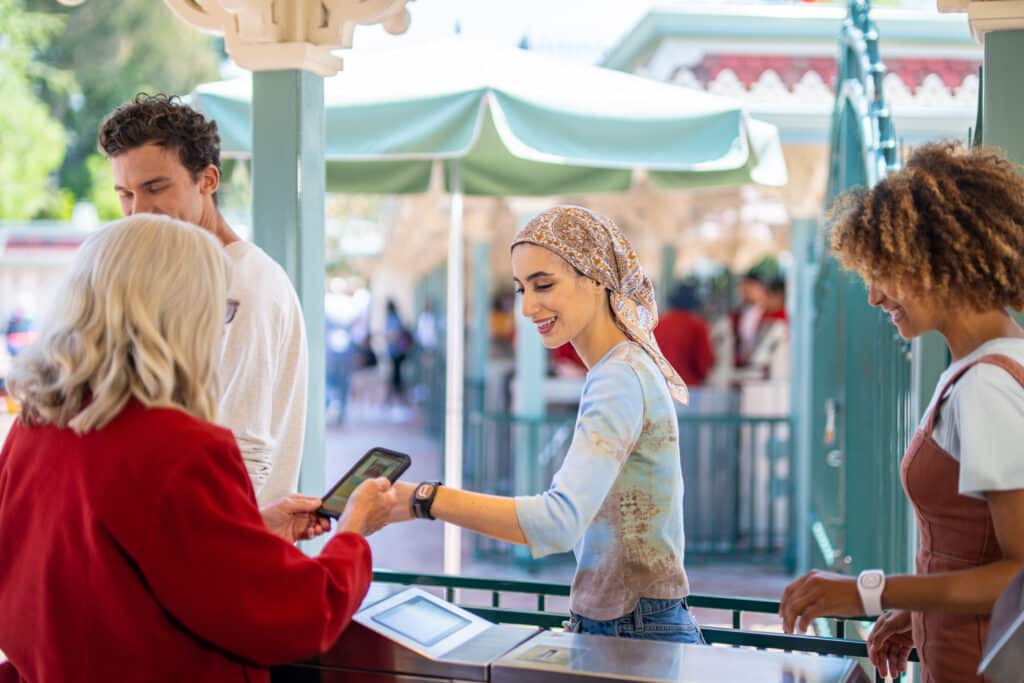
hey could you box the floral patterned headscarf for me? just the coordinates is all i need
[511,205,689,405]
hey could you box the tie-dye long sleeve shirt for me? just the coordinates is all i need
[514,341,689,621]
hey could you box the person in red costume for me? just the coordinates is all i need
[654,283,715,387]
[0,214,395,683]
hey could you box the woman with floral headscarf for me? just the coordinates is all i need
[390,206,700,644]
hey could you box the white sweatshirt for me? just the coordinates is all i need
[218,241,308,506]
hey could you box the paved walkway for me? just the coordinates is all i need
[326,408,794,630]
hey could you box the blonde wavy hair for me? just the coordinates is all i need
[8,214,228,433]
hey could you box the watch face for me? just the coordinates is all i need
[415,483,434,499]
[861,573,883,589]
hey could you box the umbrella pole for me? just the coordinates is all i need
[443,159,465,577]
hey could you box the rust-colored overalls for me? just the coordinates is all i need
[899,354,1024,683]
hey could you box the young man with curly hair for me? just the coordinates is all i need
[778,142,1024,683]
[99,94,308,507]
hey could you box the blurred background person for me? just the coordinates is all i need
[489,291,516,358]
[654,283,715,389]
[730,269,767,370]
[384,299,413,414]
[745,277,790,382]
[325,319,355,425]
[413,299,440,403]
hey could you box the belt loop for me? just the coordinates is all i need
[633,601,643,631]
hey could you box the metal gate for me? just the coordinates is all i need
[799,0,912,575]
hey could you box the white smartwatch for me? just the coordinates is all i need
[856,569,886,617]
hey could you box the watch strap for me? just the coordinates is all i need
[857,569,886,617]
[412,481,442,520]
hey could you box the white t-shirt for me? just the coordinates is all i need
[921,337,1024,499]
[219,241,308,506]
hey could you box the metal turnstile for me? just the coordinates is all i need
[273,585,869,683]
[491,630,869,683]
[273,585,539,683]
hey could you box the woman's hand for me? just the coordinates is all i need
[338,478,396,537]
[388,481,416,523]
[260,494,332,543]
[867,609,914,678]
[778,570,862,634]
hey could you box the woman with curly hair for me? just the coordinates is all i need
[778,142,1024,683]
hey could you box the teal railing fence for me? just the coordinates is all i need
[373,570,918,683]
[464,402,794,568]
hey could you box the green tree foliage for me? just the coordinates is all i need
[0,0,69,219]
[85,153,121,221]
[27,0,221,200]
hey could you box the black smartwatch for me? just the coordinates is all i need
[411,481,442,520]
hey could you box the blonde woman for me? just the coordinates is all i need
[392,206,700,643]
[0,215,394,683]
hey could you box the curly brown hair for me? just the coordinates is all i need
[98,93,220,181]
[830,141,1024,312]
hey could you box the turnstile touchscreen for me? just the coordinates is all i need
[372,595,472,647]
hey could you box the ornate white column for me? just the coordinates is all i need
[938,0,1024,42]
[938,0,1024,163]
[163,0,413,76]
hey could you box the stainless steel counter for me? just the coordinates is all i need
[273,586,870,683]
[492,630,870,683]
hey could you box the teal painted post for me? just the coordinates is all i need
[443,160,466,576]
[657,244,677,311]
[911,334,947,422]
[470,240,492,383]
[790,218,817,573]
[983,31,1024,164]
[424,265,447,438]
[981,29,1024,320]
[251,71,326,503]
[512,310,546,422]
[513,214,546,564]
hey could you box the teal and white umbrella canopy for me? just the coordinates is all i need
[192,38,787,195]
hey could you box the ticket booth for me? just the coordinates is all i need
[273,585,869,683]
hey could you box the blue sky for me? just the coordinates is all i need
[350,0,940,61]
[350,0,655,62]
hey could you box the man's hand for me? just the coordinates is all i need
[338,478,396,537]
[261,494,332,543]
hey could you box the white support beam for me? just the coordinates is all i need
[937,0,1024,43]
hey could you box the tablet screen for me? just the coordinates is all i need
[372,596,472,647]
[320,450,407,515]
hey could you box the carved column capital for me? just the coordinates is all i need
[163,0,413,76]
[938,0,1024,43]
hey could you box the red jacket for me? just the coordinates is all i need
[0,401,372,682]
[654,310,716,386]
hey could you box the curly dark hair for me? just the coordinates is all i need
[98,93,220,181]
[830,141,1024,312]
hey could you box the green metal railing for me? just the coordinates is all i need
[373,570,918,683]
[463,408,794,568]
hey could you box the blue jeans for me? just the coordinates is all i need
[567,597,706,645]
